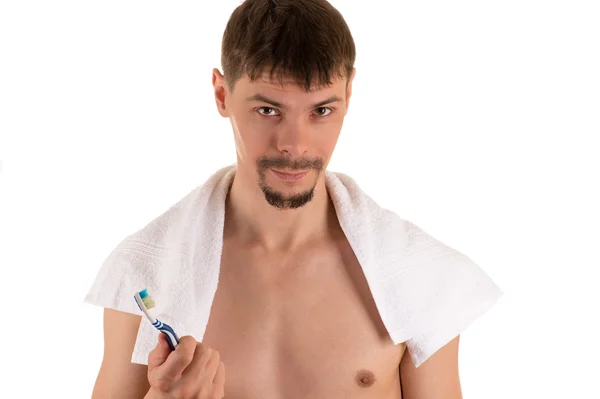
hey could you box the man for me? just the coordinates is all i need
[86,1,502,398]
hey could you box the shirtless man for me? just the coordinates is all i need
[90,1,467,397]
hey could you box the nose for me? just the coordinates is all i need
[275,119,311,158]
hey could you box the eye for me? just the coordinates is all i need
[257,107,280,117]
[314,107,333,117]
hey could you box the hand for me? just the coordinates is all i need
[146,334,225,399]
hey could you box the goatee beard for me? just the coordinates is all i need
[256,155,324,210]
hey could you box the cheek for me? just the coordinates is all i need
[314,123,342,153]
[235,117,272,156]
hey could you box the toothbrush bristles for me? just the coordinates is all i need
[142,295,155,309]
[139,288,156,310]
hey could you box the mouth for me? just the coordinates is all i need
[270,168,309,181]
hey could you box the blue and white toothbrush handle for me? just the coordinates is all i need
[152,319,180,351]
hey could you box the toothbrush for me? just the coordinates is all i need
[133,288,180,351]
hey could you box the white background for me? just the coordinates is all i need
[1,0,599,397]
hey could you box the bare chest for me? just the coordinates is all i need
[202,239,405,399]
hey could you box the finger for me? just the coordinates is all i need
[147,333,171,370]
[157,336,197,382]
[213,361,225,388]
[180,344,214,381]
[202,349,221,382]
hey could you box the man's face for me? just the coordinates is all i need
[213,69,355,210]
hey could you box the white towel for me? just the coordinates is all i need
[84,164,502,368]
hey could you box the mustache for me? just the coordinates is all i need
[257,156,324,171]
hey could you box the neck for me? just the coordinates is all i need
[224,166,335,252]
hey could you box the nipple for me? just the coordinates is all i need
[355,369,376,387]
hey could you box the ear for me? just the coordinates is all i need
[345,67,356,114]
[212,68,229,118]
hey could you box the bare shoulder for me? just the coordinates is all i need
[399,335,462,399]
[91,308,150,399]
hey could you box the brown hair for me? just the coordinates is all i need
[220,0,356,92]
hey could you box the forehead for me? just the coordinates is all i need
[235,72,346,96]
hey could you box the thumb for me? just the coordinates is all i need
[148,332,171,370]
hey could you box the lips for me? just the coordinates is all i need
[270,168,309,181]
[272,169,308,175]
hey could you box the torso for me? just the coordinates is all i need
[202,219,406,398]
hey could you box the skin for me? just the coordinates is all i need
[90,67,463,398]
[212,68,352,251]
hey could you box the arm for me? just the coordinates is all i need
[399,335,462,399]
[91,308,152,399]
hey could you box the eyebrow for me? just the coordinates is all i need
[246,94,343,109]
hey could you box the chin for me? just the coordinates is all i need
[262,186,316,210]
[259,177,318,210]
